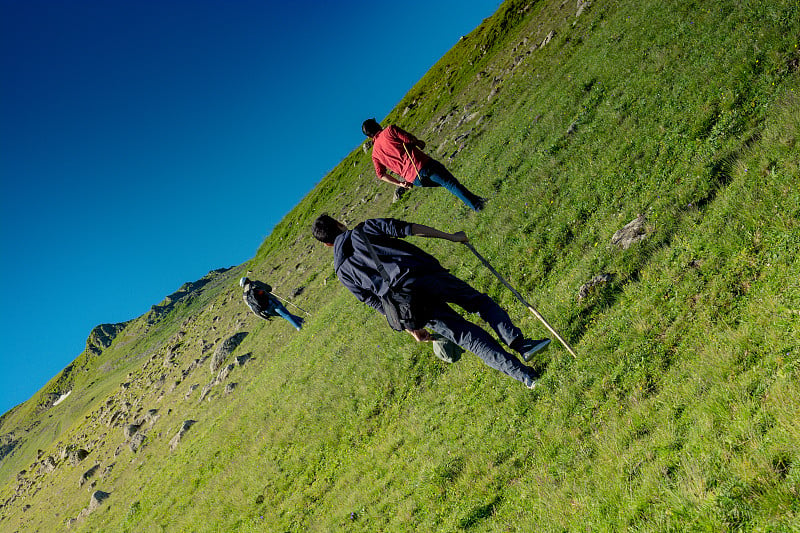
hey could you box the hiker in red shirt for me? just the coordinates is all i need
[362,118,486,212]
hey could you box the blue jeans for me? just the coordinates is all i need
[414,159,483,211]
[265,299,304,331]
[412,273,537,387]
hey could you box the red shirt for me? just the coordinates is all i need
[371,125,430,183]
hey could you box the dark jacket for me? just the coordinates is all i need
[333,218,447,315]
[243,280,278,319]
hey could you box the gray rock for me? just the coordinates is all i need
[0,433,19,462]
[123,424,140,440]
[69,449,90,466]
[79,464,100,487]
[184,384,199,400]
[210,332,248,372]
[611,214,649,249]
[235,353,252,367]
[145,409,160,426]
[89,490,110,511]
[107,410,124,427]
[129,433,146,453]
[578,273,613,301]
[169,420,196,451]
[42,455,57,474]
[392,187,407,203]
[198,383,213,403]
[214,363,236,385]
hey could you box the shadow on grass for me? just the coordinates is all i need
[458,495,503,530]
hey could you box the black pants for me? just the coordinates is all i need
[413,273,537,387]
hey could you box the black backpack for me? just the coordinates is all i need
[356,228,426,331]
[243,283,274,319]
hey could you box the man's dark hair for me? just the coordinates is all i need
[312,214,343,244]
[361,118,382,137]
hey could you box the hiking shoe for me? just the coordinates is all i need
[517,338,551,362]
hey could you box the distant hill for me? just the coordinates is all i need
[2,0,798,531]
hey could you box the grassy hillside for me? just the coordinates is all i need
[1,0,798,531]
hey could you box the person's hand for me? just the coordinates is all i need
[407,329,432,342]
[449,231,468,243]
[402,181,413,189]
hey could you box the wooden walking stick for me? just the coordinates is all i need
[403,142,422,185]
[269,291,312,316]
[463,242,577,358]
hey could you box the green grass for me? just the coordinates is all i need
[1,0,799,531]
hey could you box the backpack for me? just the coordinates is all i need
[356,228,426,332]
[380,286,423,332]
[243,283,275,320]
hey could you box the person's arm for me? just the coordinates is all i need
[339,270,386,314]
[377,173,412,189]
[373,153,412,189]
[394,127,425,150]
[406,328,433,342]
[353,288,384,314]
[408,223,468,243]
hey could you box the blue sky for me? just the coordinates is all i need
[0,0,500,415]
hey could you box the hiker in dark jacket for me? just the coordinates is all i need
[240,277,303,331]
[311,215,550,389]
[362,118,486,212]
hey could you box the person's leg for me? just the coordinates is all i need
[272,302,303,330]
[414,273,523,348]
[425,305,537,387]
[418,159,484,211]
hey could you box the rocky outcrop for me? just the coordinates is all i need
[41,455,57,474]
[578,273,613,301]
[68,490,111,526]
[169,420,196,451]
[144,409,160,426]
[79,464,100,487]
[85,323,128,357]
[213,364,235,386]
[0,433,19,462]
[123,424,140,440]
[89,490,110,510]
[235,353,253,367]
[129,433,146,453]
[147,268,233,323]
[68,448,89,466]
[210,332,248,372]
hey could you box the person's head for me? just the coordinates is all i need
[312,214,346,246]
[239,277,251,289]
[361,118,382,138]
